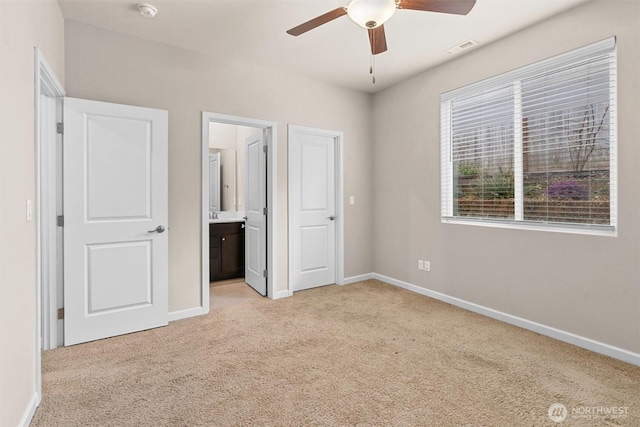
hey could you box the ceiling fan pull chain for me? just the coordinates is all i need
[372,54,376,84]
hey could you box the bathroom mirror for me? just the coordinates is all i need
[209,122,253,212]
[210,149,237,211]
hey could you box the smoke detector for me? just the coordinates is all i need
[138,3,158,18]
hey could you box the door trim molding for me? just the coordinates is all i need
[201,112,278,309]
[34,47,66,420]
[287,124,345,292]
[168,306,204,322]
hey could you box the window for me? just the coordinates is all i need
[441,38,616,234]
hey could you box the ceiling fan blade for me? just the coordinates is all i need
[398,0,477,15]
[368,25,388,55]
[286,7,348,36]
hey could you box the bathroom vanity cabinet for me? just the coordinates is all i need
[209,222,245,282]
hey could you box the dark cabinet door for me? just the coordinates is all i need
[209,247,220,282]
[209,225,220,282]
[221,233,245,276]
[209,222,245,282]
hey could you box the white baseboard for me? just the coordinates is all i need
[272,289,292,300]
[373,273,640,367]
[168,306,204,322]
[18,392,39,427]
[341,273,374,285]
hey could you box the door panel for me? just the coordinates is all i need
[301,226,329,272]
[290,127,336,291]
[64,97,168,346]
[87,116,151,219]
[246,224,261,279]
[86,242,151,313]
[244,132,266,296]
[302,143,330,210]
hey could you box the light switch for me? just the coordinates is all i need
[349,196,355,206]
[26,200,33,221]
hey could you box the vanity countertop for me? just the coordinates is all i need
[209,218,245,224]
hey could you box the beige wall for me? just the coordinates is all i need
[372,0,640,353]
[64,21,374,311]
[0,0,65,425]
[209,122,238,150]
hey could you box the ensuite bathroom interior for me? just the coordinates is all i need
[208,122,264,309]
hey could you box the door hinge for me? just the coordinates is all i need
[263,269,268,278]
[57,308,64,320]
[56,122,64,134]
[263,207,267,215]
[263,144,268,154]
[57,215,64,227]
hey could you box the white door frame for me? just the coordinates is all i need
[34,48,66,410]
[287,124,345,291]
[201,112,279,308]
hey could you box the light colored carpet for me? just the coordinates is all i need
[210,280,263,311]
[32,280,640,426]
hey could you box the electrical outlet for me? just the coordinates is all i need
[418,260,424,270]
[424,261,431,272]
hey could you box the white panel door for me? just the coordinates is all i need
[63,97,168,346]
[209,153,221,212]
[289,127,336,291]
[244,132,266,296]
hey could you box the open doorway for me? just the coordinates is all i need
[201,112,279,314]
[209,122,263,305]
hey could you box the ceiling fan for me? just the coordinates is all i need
[287,0,477,81]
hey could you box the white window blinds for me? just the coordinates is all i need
[441,38,616,233]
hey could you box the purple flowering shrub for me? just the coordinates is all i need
[547,180,589,199]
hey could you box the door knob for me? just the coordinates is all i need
[148,225,165,233]
[328,215,336,221]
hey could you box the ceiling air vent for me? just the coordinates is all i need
[445,39,478,55]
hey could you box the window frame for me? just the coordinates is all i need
[440,38,617,236]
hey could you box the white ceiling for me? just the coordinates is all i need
[58,0,591,93]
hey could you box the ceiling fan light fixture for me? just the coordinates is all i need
[347,0,397,29]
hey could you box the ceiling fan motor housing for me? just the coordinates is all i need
[347,0,397,29]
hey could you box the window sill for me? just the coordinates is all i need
[441,216,616,237]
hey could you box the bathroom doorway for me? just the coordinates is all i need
[201,112,278,313]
